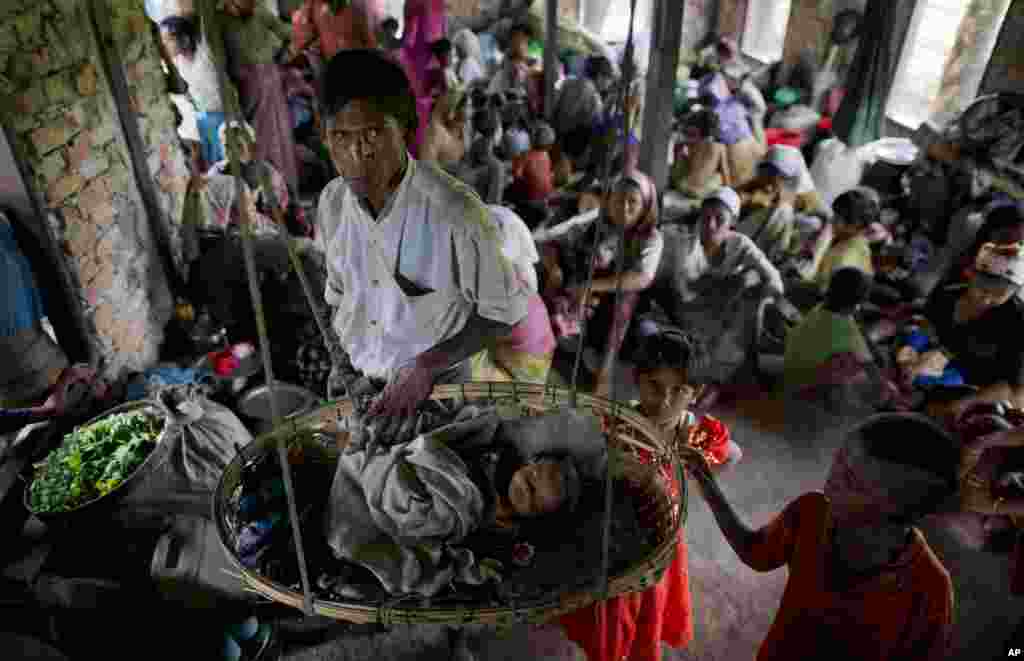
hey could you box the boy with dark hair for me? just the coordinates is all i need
[784,266,876,399]
[812,187,880,293]
[682,412,956,661]
[671,108,731,203]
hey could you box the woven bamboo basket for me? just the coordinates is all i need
[213,381,686,625]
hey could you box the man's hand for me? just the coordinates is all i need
[368,362,437,419]
[43,365,97,417]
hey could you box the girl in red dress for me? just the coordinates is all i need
[560,322,741,661]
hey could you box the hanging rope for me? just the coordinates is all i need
[196,0,315,615]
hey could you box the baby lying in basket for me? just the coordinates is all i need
[324,407,608,598]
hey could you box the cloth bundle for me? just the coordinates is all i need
[324,409,498,596]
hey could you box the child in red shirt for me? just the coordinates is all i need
[507,121,556,204]
[682,413,956,661]
[560,325,740,661]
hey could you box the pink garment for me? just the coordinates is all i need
[291,0,383,60]
[504,294,557,357]
[399,0,446,156]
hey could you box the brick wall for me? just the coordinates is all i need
[0,0,186,379]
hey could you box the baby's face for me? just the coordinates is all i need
[508,461,565,517]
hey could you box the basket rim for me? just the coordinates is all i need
[212,381,686,624]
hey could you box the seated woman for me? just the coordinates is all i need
[670,108,731,207]
[324,408,606,597]
[206,121,290,234]
[560,325,741,661]
[783,267,895,410]
[699,72,764,186]
[541,171,663,396]
[925,240,1024,423]
[470,205,556,385]
[642,188,783,387]
[735,146,804,266]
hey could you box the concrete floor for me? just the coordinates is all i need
[280,368,1024,660]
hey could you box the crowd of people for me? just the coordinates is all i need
[129,3,1024,659]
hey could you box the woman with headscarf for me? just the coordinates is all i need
[643,188,783,387]
[540,170,663,395]
[159,15,228,168]
[699,72,765,186]
[681,412,956,660]
[470,205,556,385]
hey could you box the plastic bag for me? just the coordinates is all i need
[809,138,875,207]
[121,386,253,508]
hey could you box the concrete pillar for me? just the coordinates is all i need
[545,0,560,121]
[638,0,684,191]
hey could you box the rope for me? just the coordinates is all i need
[197,0,315,615]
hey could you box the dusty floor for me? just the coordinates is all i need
[279,368,1024,660]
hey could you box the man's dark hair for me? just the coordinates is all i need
[381,16,399,31]
[825,267,872,313]
[159,16,199,57]
[632,322,709,378]
[430,38,453,58]
[319,49,418,133]
[833,187,880,228]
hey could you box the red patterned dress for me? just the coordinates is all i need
[559,409,732,661]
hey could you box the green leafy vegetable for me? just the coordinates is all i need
[29,411,164,513]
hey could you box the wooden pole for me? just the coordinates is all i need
[545,0,560,122]
[638,0,685,192]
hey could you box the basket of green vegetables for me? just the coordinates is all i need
[25,401,169,520]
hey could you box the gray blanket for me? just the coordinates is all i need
[324,412,502,597]
[324,408,608,597]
